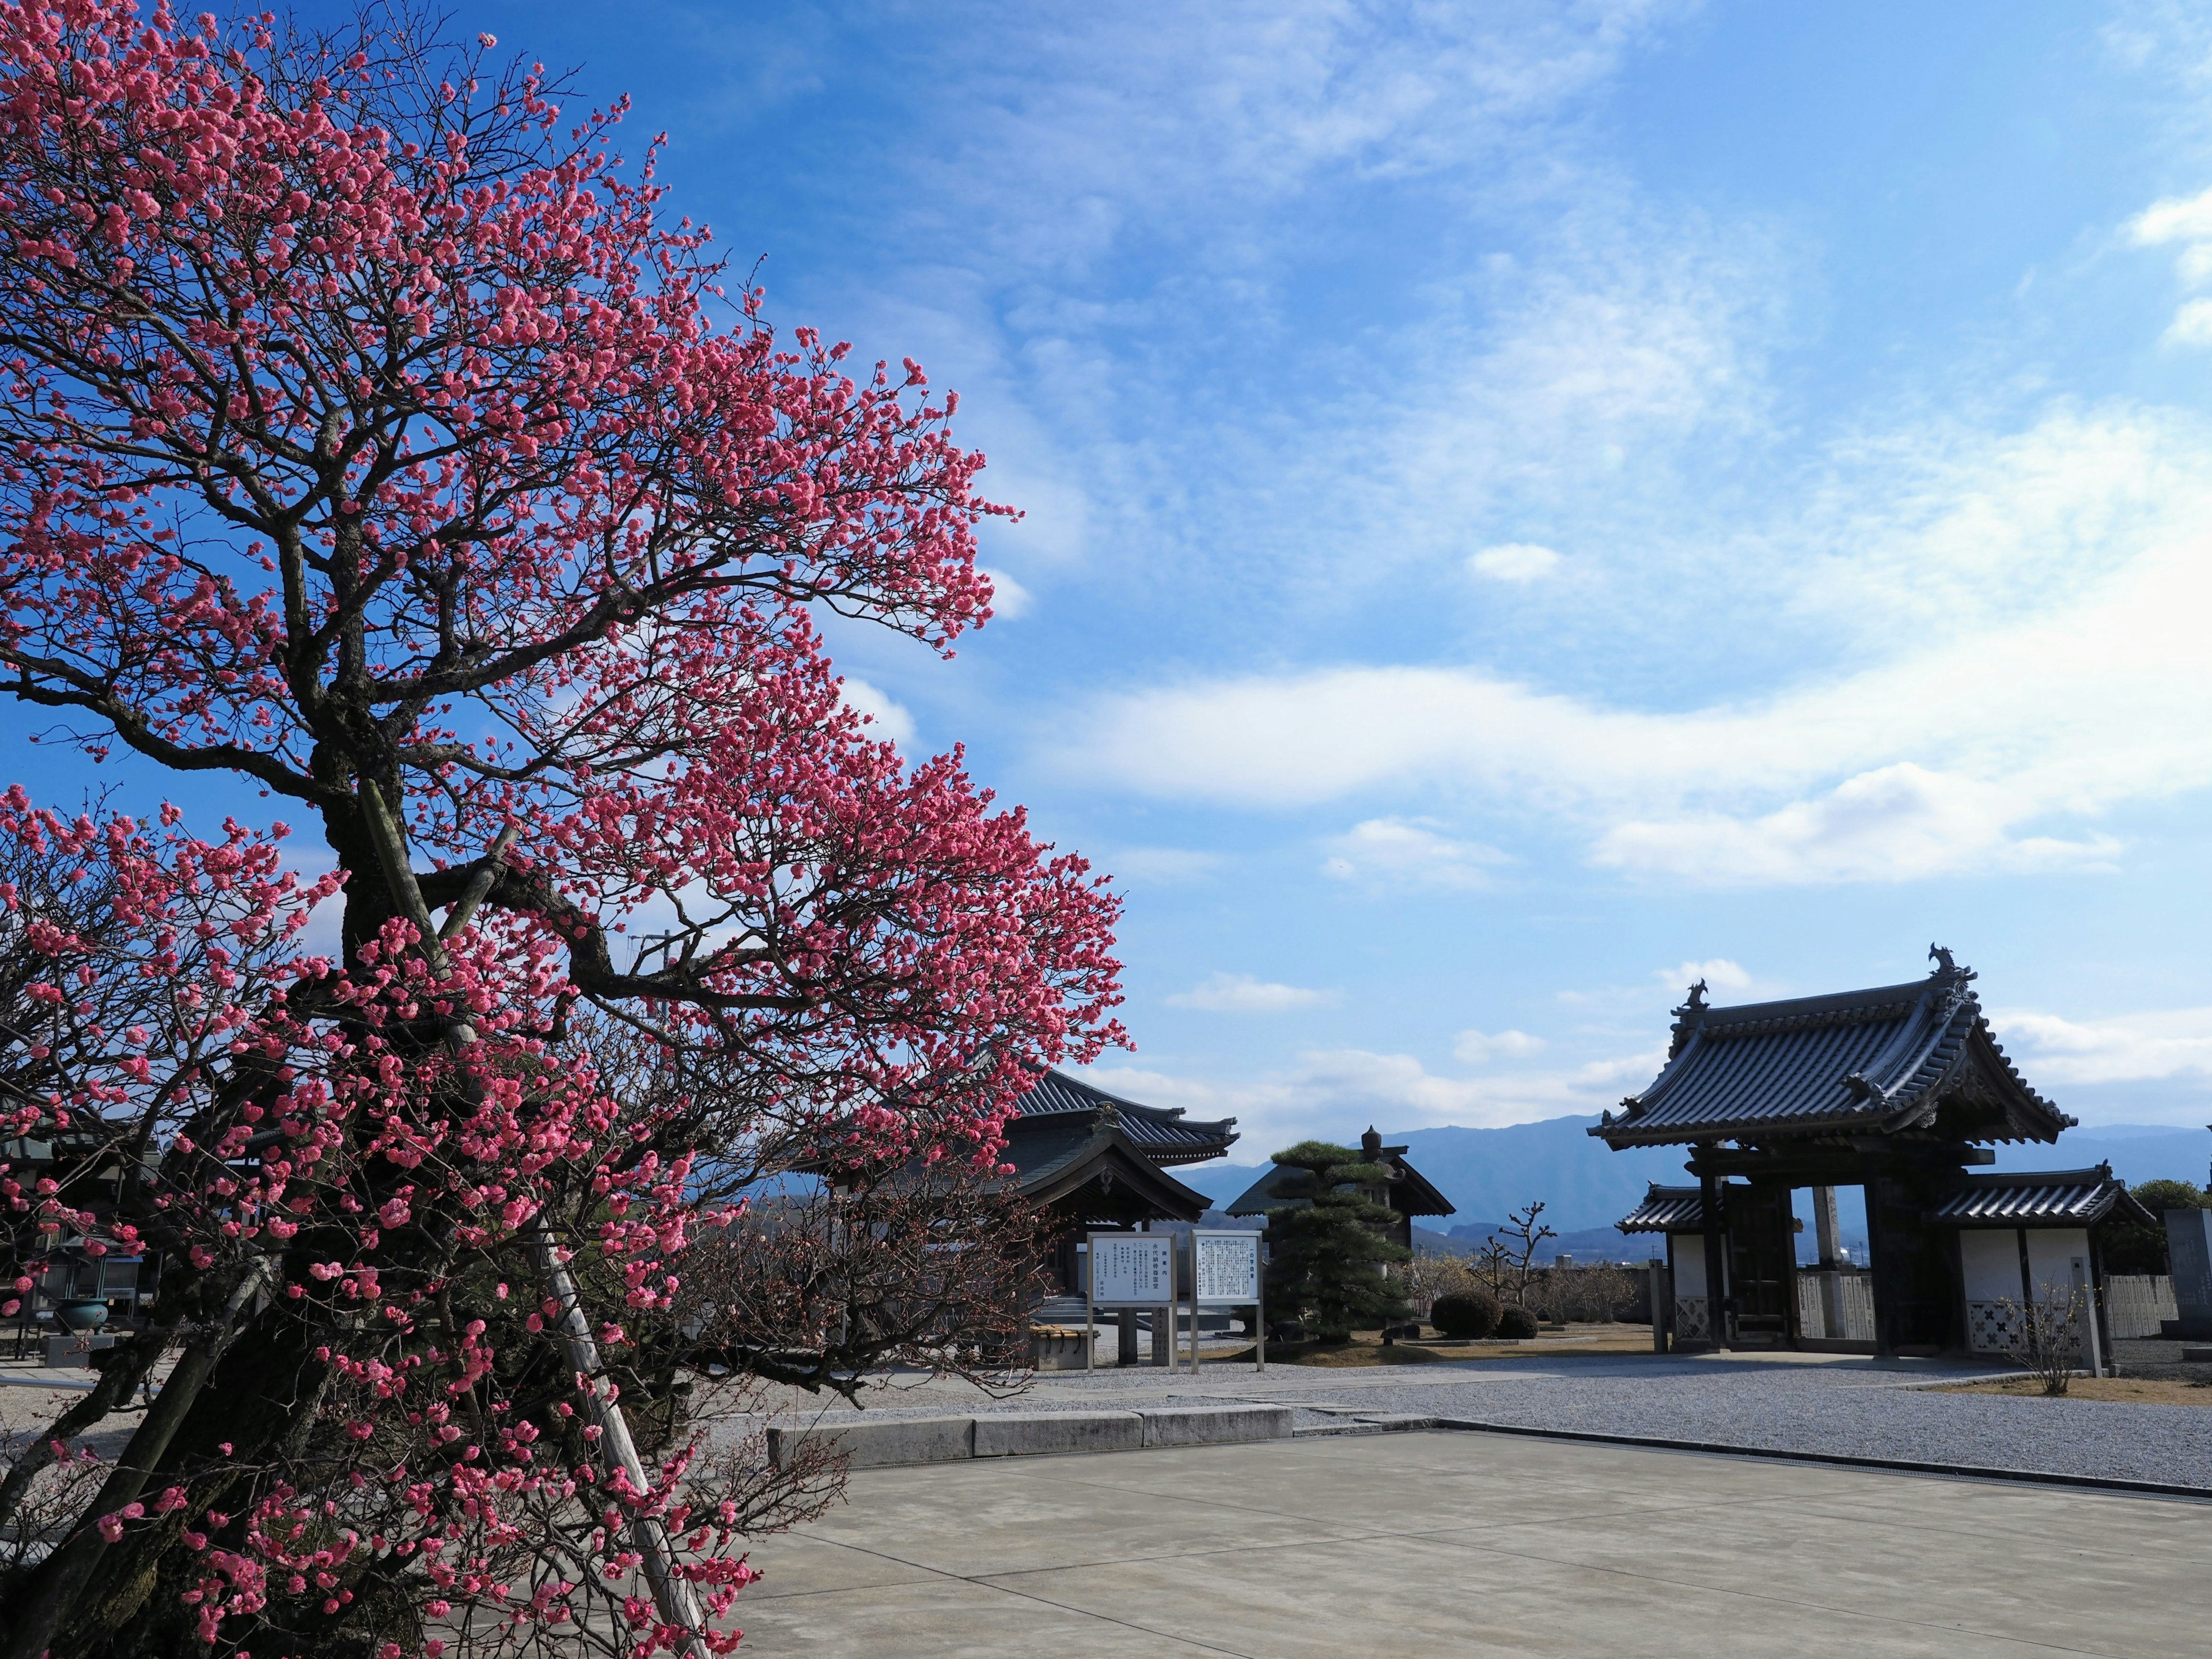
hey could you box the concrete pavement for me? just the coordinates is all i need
[731,1427,2210,1656]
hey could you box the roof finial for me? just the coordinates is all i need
[1680,978,1709,1012]
[1929,942,1957,975]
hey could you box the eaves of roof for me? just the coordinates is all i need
[1011,1124,1211,1221]
[1616,1184,1708,1234]
[1011,1069,1239,1165]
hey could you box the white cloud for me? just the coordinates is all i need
[896,2,1681,281]
[2127,188,2212,344]
[977,566,1034,619]
[1656,958,1752,993]
[1322,817,1510,890]
[1596,764,2123,884]
[1069,411,2212,885]
[839,676,917,747]
[1993,1006,2212,1086]
[1453,1028,1547,1063]
[1165,971,1334,1013]
[2129,187,2212,248]
[2169,299,2212,346]
[1468,542,1562,582]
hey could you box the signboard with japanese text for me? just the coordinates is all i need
[1194,1233,1262,1305]
[1088,1234,1176,1305]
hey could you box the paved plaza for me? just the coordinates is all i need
[734,1427,2210,1657]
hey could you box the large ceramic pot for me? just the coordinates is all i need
[52,1300,108,1333]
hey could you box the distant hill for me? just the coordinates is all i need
[1993,1126,2211,1190]
[1178,1115,1685,1234]
[1176,1116,2212,1243]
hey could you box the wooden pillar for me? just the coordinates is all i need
[1699,1162,1728,1351]
[1866,1179,1896,1359]
[2087,1225,2113,1379]
[1813,1185,1846,1339]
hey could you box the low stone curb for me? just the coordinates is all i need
[975,1411,1142,1458]
[767,1403,1292,1471]
[1291,1414,1437,1438]
[1427,1416,2212,1503]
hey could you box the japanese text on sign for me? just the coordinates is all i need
[1194,1233,1260,1304]
[1089,1234,1175,1304]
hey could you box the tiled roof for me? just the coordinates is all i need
[1223,1152,1456,1218]
[1928,1165,2154,1228]
[1616,1184,1708,1233]
[1592,953,2072,1149]
[1010,1069,1237,1165]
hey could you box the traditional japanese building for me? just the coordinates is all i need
[1598,949,2153,1364]
[1222,1127,1456,1248]
[1001,1069,1239,1296]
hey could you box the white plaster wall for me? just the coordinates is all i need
[2025,1228,2092,1299]
[1671,1233,1706,1298]
[1959,1229,2022,1302]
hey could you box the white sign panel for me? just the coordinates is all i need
[1089,1234,1175,1305]
[1194,1233,1262,1304]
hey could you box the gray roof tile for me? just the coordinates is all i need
[1009,1069,1237,1165]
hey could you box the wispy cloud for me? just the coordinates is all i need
[977,566,1033,619]
[1078,1039,1666,1149]
[838,676,916,747]
[1322,817,1510,890]
[1165,972,1334,1013]
[1069,403,2212,886]
[1453,1028,1547,1062]
[1994,1005,2212,1087]
[1656,958,1753,994]
[1468,543,1562,582]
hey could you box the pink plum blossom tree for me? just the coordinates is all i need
[0,6,1123,1656]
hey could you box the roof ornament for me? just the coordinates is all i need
[1929,943,1957,975]
[1675,979,1709,1017]
[1840,1072,1879,1103]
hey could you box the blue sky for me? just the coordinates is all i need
[24,1,2212,1156]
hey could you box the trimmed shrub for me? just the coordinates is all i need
[1430,1290,1502,1340]
[1495,1305,1539,1340]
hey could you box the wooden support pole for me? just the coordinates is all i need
[1699,1161,1728,1351]
[356,784,708,1656]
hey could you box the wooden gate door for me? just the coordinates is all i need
[1726,1184,1796,1339]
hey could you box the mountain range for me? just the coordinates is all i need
[1177,1115,2212,1237]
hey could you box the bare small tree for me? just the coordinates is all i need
[1482,1200,1556,1309]
[1998,1285,2089,1395]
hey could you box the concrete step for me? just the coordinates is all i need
[769,1403,1294,1470]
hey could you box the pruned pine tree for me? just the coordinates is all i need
[1262,1141,1411,1343]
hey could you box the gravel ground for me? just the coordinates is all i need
[12,1338,2207,1493]
[733,1346,2212,1490]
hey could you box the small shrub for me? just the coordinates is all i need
[1495,1305,1539,1340]
[1430,1290,1501,1339]
[1999,1286,2088,1395]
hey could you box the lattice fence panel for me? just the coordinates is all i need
[1673,1297,1710,1342]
